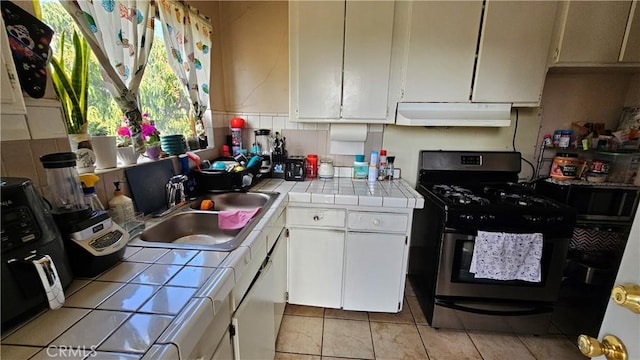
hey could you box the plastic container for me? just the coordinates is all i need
[370,151,379,168]
[318,159,334,179]
[386,156,396,180]
[306,154,318,178]
[108,181,135,225]
[368,165,378,183]
[39,152,87,214]
[378,150,387,180]
[231,128,242,155]
[552,130,562,147]
[550,154,586,180]
[559,130,573,148]
[79,174,105,211]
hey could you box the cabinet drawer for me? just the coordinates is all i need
[287,207,346,228]
[348,212,408,233]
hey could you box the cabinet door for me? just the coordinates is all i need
[211,332,233,360]
[341,1,394,120]
[272,230,287,335]
[291,1,344,119]
[1,16,27,116]
[288,228,344,308]
[620,1,640,63]
[232,261,276,360]
[343,232,406,312]
[472,1,557,105]
[402,1,482,103]
[554,1,632,64]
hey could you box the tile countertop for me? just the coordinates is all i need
[253,177,425,209]
[0,177,423,359]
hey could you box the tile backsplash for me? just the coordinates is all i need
[2,110,383,209]
[210,111,384,167]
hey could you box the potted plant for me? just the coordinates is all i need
[117,113,161,163]
[49,30,90,145]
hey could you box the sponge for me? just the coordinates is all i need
[200,199,214,210]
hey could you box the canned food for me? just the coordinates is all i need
[589,160,610,174]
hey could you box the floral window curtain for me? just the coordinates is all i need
[61,0,156,153]
[157,0,211,142]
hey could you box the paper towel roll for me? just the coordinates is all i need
[330,124,368,141]
[330,124,368,155]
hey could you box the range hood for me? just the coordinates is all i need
[395,103,512,127]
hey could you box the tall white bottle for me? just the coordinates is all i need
[108,181,135,225]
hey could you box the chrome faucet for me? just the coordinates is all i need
[166,174,188,208]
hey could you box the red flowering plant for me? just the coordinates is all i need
[117,113,160,147]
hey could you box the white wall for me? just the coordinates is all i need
[382,108,542,187]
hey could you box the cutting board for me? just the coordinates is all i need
[125,159,175,215]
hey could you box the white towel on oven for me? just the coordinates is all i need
[469,231,543,282]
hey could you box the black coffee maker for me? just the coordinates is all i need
[1,177,73,330]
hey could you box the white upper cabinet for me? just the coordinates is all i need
[402,1,482,103]
[473,1,558,105]
[290,0,395,123]
[620,1,640,62]
[551,0,640,65]
[395,1,557,108]
[1,16,26,116]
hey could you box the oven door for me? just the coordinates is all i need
[435,232,569,302]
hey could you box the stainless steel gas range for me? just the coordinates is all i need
[408,151,576,334]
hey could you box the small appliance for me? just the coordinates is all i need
[271,132,287,178]
[284,156,306,181]
[1,177,73,330]
[40,152,129,277]
[253,129,273,175]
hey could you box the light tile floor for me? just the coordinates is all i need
[275,283,587,360]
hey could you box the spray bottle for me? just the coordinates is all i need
[79,173,105,211]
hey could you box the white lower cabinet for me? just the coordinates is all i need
[232,259,276,360]
[343,232,406,312]
[272,230,287,334]
[212,331,233,360]
[287,206,412,312]
[288,228,345,308]
[231,228,287,360]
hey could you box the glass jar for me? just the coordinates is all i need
[306,154,318,178]
[318,159,334,179]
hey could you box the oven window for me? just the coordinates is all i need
[451,238,553,287]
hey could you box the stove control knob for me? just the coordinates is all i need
[459,214,474,221]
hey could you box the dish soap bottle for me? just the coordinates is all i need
[108,181,135,225]
[79,173,105,211]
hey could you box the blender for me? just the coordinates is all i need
[40,152,129,277]
[254,129,273,175]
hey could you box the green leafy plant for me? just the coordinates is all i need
[49,31,90,134]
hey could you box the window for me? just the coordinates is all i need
[39,0,192,138]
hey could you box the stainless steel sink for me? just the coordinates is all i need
[189,192,273,211]
[132,191,278,251]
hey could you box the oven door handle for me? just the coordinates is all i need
[435,299,553,316]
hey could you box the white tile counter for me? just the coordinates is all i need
[252,177,424,209]
[0,176,422,359]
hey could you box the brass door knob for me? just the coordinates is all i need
[578,334,627,360]
[611,283,640,314]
